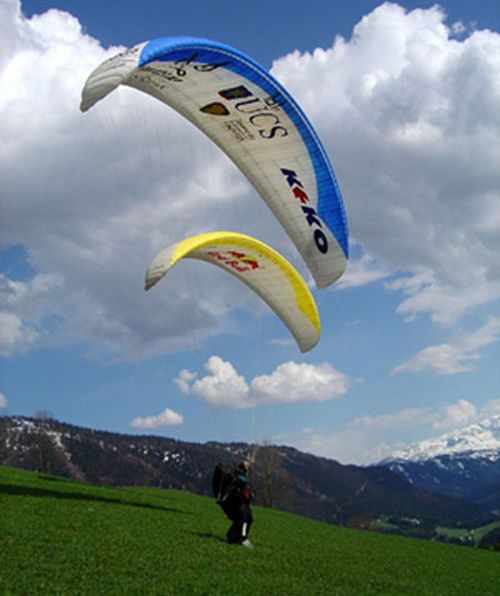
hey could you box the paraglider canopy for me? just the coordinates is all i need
[145,231,321,352]
[81,35,349,288]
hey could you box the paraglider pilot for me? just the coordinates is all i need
[226,461,254,548]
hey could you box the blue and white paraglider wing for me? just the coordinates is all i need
[81,36,348,288]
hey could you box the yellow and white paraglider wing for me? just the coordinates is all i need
[81,36,348,289]
[145,232,320,352]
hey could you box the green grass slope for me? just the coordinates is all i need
[1,465,498,595]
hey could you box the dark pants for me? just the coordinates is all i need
[226,503,253,543]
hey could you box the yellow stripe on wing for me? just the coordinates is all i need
[171,231,320,334]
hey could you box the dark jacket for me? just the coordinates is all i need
[232,472,252,504]
[220,470,253,521]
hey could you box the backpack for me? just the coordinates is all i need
[212,463,238,521]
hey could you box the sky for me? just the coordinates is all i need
[1,0,499,464]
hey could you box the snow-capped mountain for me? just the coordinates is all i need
[386,415,500,462]
[379,416,500,511]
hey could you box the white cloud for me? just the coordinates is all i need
[130,407,183,429]
[2,1,500,361]
[178,356,348,408]
[174,369,198,394]
[250,361,348,403]
[336,253,390,290]
[272,2,500,325]
[480,398,500,417]
[0,393,7,409]
[393,274,500,326]
[0,311,38,356]
[350,407,436,430]
[0,1,283,360]
[0,273,65,355]
[432,399,477,430]
[392,317,500,375]
[191,356,250,409]
[393,343,478,375]
[292,425,396,466]
[288,398,482,464]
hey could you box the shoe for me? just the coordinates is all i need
[241,539,254,549]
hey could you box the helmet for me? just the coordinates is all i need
[238,461,249,473]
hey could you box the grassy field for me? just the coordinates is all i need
[1,465,499,595]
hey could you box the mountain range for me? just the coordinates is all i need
[1,414,497,544]
[379,415,500,512]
